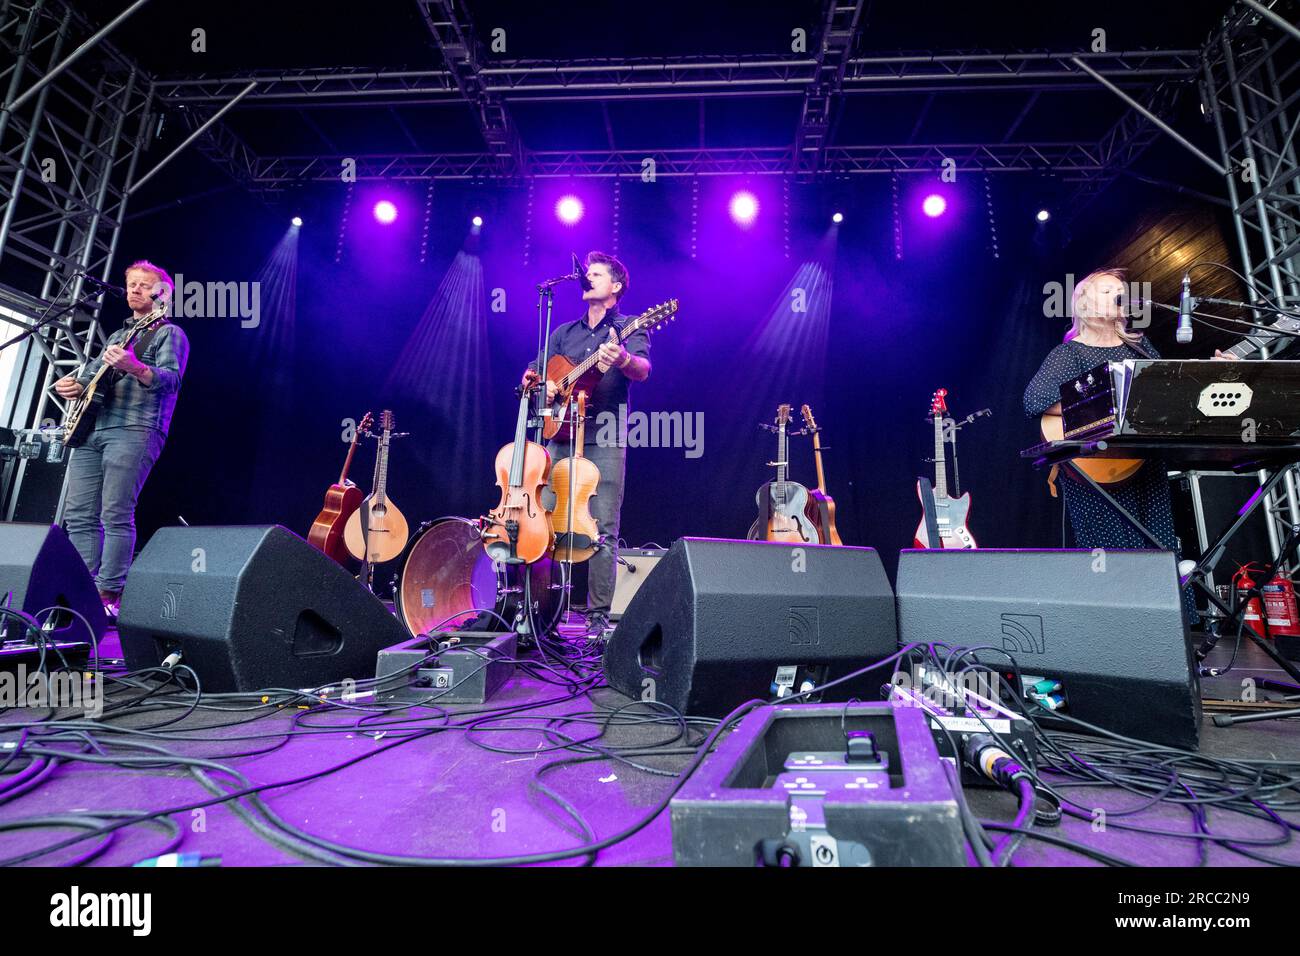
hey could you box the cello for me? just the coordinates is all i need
[483,372,553,565]
[548,391,601,563]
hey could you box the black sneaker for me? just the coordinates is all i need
[584,612,610,639]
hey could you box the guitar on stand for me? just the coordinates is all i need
[308,411,373,565]
[914,389,977,549]
[752,404,819,544]
[344,410,409,588]
[799,404,843,545]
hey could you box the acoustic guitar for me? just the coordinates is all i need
[344,410,409,565]
[61,303,169,448]
[539,299,679,441]
[799,405,843,545]
[308,411,372,565]
[548,391,601,563]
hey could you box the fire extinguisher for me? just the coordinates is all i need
[1262,572,1300,638]
[1232,563,1267,634]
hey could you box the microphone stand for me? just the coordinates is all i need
[0,273,103,357]
[532,262,582,444]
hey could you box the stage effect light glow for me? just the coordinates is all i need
[471,215,483,227]
[1036,208,1051,223]
[556,195,584,224]
[729,191,759,226]
[922,194,947,218]
[373,200,398,224]
[291,216,303,228]
[832,212,844,223]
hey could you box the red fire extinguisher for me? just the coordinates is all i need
[1233,564,1267,634]
[1262,572,1300,638]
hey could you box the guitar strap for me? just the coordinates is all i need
[101,321,168,403]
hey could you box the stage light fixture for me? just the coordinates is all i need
[729,191,759,226]
[922,194,946,218]
[556,195,584,225]
[471,215,483,227]
[291,216,303,228]
[374,200,398,224]
[1036,209,1051,223]
[832,212,844,224]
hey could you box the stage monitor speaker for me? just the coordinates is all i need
[896,548,1200,750]
[610,547,667,620]
[0,522,106,644]
[603,537,897,717]
[118,525,408,693]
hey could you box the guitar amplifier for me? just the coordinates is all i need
[610,547,667,620]
[1061,359,1300,441]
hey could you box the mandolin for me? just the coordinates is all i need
[308,411,372,565]
[800,404,843,546]
[539,299,679,441]
[548,391,601,563]
[344,410,409,565]
[483,373,553,565]
[755,404,819,544]
[61,302,169,448]
[914,389,976,549]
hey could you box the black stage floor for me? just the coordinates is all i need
[2,618,1300,867]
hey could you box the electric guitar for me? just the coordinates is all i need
[344,410,409,565]
[61,303,169,448]
[800,404,843,546]
[308,411,373,565]
[914,389,977,549]
[755,404,819,544]
[539,299,679,441]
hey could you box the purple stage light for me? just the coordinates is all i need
[373,200,398,224]
[556,195,584,225]
[729,191,759,226]
[471,215,483,228]
[291,216,303,228]
[832,212,844,224]
[922,194,946,218]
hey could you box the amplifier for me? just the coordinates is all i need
[610,547,666,619]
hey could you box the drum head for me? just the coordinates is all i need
[397,519,498,634]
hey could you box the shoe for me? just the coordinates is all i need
[99,590,121,623]
[584,612,610,639]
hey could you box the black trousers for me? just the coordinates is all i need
[546,439,626,614]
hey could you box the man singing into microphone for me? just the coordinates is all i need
[524,252,651,638]
[55,261,190,619]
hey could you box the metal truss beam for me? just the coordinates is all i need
[241,142,1108,183]
[416,0,523,175]
[147,49,1201,107]
[793,0,866,176]
[1203,0,1300,567]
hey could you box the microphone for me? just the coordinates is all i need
[1177,273,1194,344]
[75,272,126,296]
[572,252,592,292]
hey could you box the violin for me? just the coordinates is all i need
[483,372,553,565]
[549,391,601,563]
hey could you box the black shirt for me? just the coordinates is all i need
[530,306,651,413]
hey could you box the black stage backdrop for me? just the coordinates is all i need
[112,162,1237,585]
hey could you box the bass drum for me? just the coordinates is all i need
[396,518,559,637]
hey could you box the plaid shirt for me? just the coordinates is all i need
[77,319,189,435]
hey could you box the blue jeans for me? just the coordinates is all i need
[63,425,166,593]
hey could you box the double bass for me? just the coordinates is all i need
[548,391,601,563]
[483,373,553,564]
